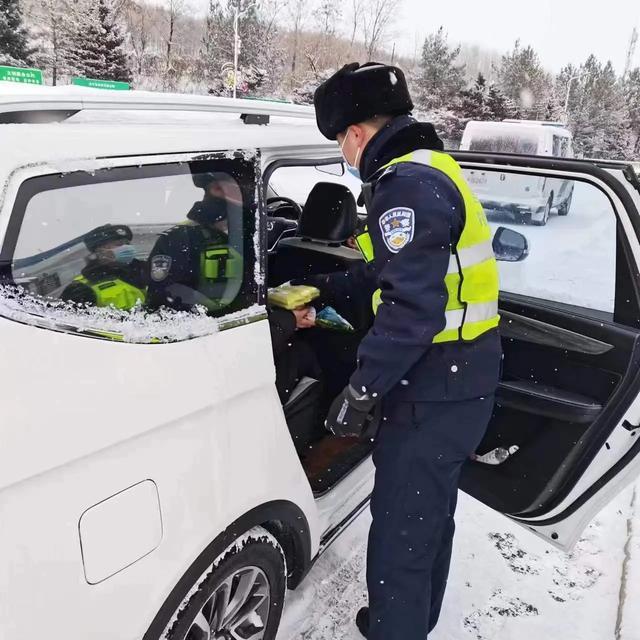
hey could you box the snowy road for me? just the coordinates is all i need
[278,484,640,640]
[486,179,616,314]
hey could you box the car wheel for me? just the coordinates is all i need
[163,528,286,640]
[558,191,573,216]
[532,199,551,226]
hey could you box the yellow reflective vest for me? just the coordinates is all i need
[355,149,500,343]
[73,275,147,311]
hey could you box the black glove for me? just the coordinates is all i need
[325,385,379,438]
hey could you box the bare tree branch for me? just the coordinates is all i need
[362,0,397,60]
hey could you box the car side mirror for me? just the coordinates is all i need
[316,163,345,177]
[492,226,529,262]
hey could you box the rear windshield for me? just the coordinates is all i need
[469,134,539,154]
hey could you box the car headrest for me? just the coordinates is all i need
[298,182,358,243]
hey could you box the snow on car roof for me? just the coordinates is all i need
[0,83,331,175]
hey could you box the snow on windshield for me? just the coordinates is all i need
[0,284,264,343]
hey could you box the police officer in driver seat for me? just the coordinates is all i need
[146,172,243,311]
[61,224,147,311]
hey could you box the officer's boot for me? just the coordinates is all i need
[356,607,369,638]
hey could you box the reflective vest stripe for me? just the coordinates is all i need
[453,239,495,271]
[441,301,499,331]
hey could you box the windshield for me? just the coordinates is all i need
[469,135,540,154]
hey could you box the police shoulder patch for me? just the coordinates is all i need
[378,207,415,253]
[150,254,172,282]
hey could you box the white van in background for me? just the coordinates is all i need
[460,120,575,225]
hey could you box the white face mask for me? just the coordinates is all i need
[340,128,362,180]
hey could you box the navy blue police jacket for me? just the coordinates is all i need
[347,115,502,403]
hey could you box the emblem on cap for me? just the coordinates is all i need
[150,255,173,282]
[379,207,415,253]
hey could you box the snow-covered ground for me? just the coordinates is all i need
[485,180,616,314]
[279,484,640,640]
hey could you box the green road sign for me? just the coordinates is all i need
[0,66,44,85]
[72,77,130,91]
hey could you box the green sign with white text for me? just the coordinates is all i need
[0,66,44,85]
[72,77,130,91]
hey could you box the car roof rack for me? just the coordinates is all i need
[0,89,316,124]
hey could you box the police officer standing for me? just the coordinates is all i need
[316,63,502,639]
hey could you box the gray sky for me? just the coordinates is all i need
[181,0,640,73]
[398,0,640,72]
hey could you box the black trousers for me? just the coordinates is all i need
[367,395,494,640]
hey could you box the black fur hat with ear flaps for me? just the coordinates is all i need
[313,62,414,141]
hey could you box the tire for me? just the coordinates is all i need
[162,527,286,640]
[532,199,551,226]
[558,191,573,216]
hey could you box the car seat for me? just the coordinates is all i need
[268,182,362,285]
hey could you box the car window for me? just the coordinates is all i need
[269,163,361,209]
[463,168,616,314]
[468,134,539,155]
[2,155,259,339]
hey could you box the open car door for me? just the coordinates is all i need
[451,152,640,550]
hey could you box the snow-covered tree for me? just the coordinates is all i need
[486,83,519,121]
[496,40,550,118]
[565,55,632,159]
[203,0,284,97]
[291,66,335,104]
[64,0,132,82]
[28,0,68,84]
[458,73,490,121]
[0,0,33,66]
[624,67,640,156]
[415,27,466,112]
[315,0,341,38]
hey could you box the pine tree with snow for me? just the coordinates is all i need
[485,83,519,121]
[565,55,632,160]
[458,73,490,121]
[0,0,33,66]
[496,40,550,118]
[415,27,466,112]
[29,0,69,85]
[64,0,131,83]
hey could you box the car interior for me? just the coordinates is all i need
[267,177,375,494]
[266,160,640,517]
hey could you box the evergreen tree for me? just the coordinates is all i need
[64,0,131,82]
[415,27,466,111]
[0,0,33,66]
[30,0,69,85]
[565,55,632,159]
[458,73,490,120]
[496,40,550,118]
[486,83,519,121]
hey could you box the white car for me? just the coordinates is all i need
[461,120,575,225]
[1,86,640,640]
